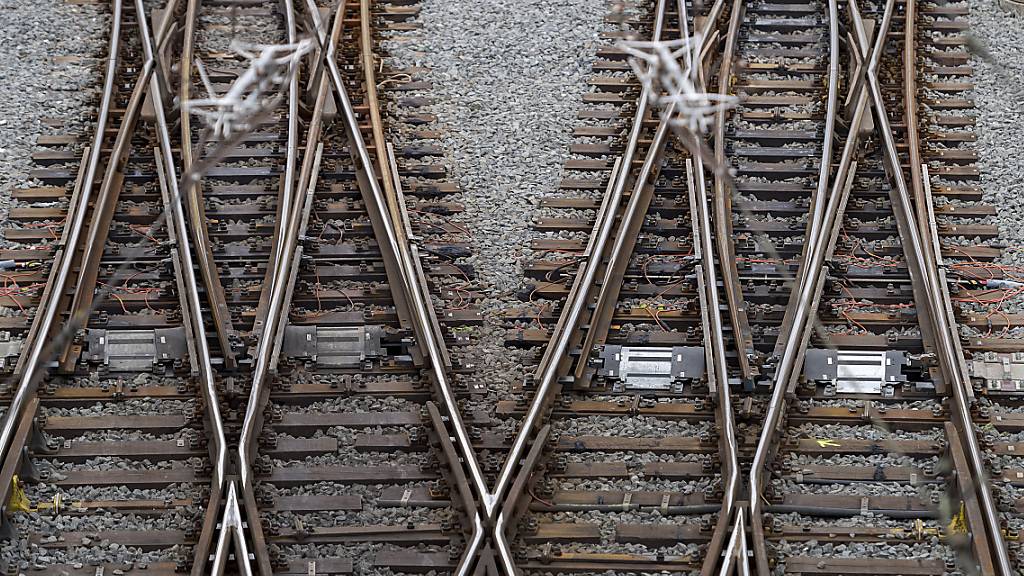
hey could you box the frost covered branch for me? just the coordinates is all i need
[186,38,314,139]
[617,35,737,134]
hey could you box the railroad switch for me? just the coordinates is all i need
[595,345,705,392]
[803,349,909,395]
[282,325,385,367]
[82,327,188,372]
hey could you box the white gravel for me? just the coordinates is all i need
[397,0,606,290]
[385,0,608,407]
[0,0,107,228]
[969,1,1024,263]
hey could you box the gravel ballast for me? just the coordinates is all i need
[968,1,1024,263]
[0,0,107,228]
[386,0,608,406]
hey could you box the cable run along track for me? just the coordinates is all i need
[0,0,1022,575]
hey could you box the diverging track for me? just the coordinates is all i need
[0,0,485,574]
[503,0,1021,574]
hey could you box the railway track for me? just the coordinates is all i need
[0,0,484,574]
[0,0,1020,574]
[503,0,1024,574]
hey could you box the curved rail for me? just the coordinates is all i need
[689,2,745,570]
[317,3,488,568]
[229,3,488,573]
[849,0,1012,571]
[573,0,670,377]
[770,0,840,351]
[178,0,240,370]
[0,3,228,571]
[352,0,489,566]
[253,0,304,337]
[492,2,733,571]
[132,1,229,570]
[228,0,304,571]
[492,148,631,575]
[743,2,886,571]
[491,0,676,564]
[740,1,1014,573]
[0,0,124,513]
[710,0,755,384]
[60,0,186,369]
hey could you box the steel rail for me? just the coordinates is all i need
[572,0,669,381]
[692,149,744,576]
[319,0,491,506]
[498,0,723,509]
[919,165,998,575]
[493,4,729,571]
[0,0,127,507]
[267,0,345,373]
[230,4,487,572]
[0,157,94,531]
[848,0,1012,571]
[59,0,185,372]
[903,0,932,257]
[680,16,747,571]
[253,0,304,338]
[134,3,230,572]
[710,0,755,384]
[229,0,305,570]
[492,152,630,573]
[492,0,676,553]
[178,0,240,370]
[360,0,406,240]
[743,3,882,572]
[137,0,226,494]
[315,7,490,567]
[770,0,840,357]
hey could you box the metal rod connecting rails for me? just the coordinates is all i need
[848,0,1012,571]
